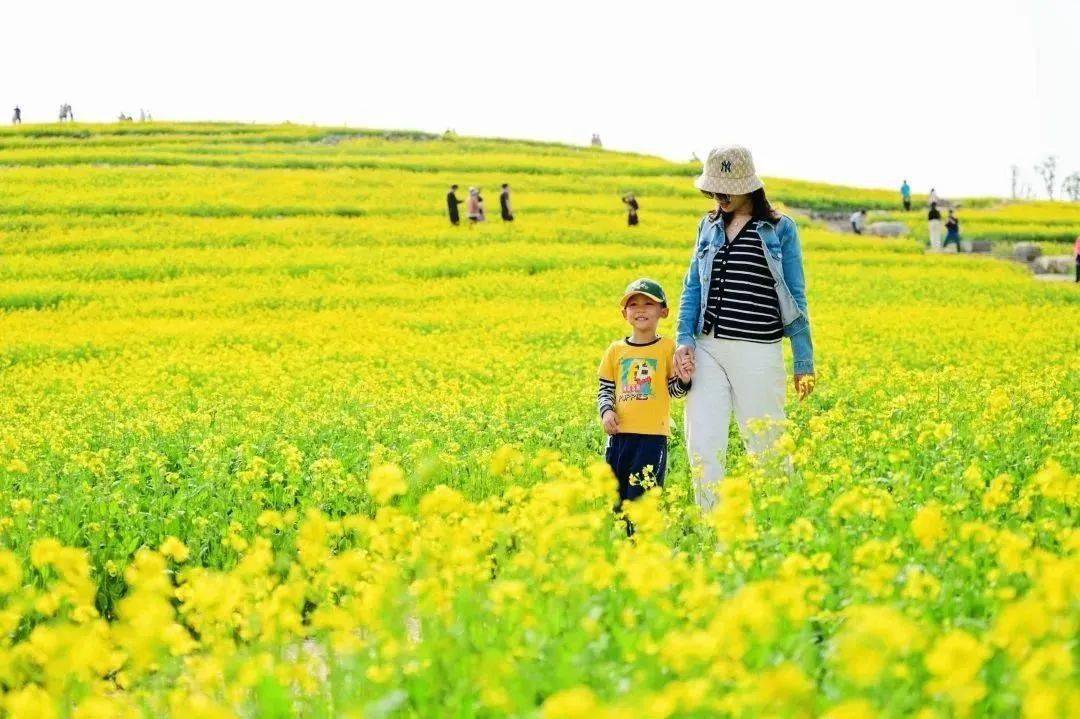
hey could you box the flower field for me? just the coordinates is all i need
[0,123,1077,718]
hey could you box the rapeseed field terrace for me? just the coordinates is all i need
[0,123,1076,717]
[875,201,1080,249]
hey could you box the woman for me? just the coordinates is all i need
[466,187,485,225]
[622,193,639,226]
[674,145,815,511]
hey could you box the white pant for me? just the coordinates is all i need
[685,336,787,510]
[928,219,943,250]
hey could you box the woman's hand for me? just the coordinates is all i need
[674,345,695,382]
[794,373,816,400]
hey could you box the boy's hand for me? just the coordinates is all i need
[601,410,620,436]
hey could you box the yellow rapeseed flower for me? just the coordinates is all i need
[158,536,190,563]
[911,503,948,550]
[367,464,407,505]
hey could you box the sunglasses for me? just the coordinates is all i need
[701,191,732,203]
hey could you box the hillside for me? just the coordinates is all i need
[0,123,1076,717]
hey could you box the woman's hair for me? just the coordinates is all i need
[703,188,782,224]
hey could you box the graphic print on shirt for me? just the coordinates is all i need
[619,358,657,401]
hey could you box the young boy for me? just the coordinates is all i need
[597,278,691,507]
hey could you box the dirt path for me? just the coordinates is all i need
[792,207,1077,282]
[794,209,856,235]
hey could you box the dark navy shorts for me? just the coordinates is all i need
[605,433,668,502]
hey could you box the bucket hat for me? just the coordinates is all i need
[694,145,764,195]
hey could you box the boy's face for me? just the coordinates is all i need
[622,294,667,332]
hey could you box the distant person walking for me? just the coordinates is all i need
[929,187,940,206]
[1074,235,1080,282]
[499,184,514,222]
[446,184,463,225]
[901,179,911,211]
[927,202,943,251]
[623,193,639,226]
[591,133,603,148]
[467,187,485,225]
[12,106,21,124]
[943,210,961,252]
[850,209,867,234]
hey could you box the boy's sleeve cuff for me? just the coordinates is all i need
[676,334,697,348]
[793,360,815,375]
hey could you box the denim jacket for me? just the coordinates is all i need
[676,213,815,375]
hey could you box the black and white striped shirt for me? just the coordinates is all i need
[701,222,783,343]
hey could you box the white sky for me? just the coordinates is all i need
[4,0,1078,198]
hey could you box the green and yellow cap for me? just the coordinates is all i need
[620,278,667,308]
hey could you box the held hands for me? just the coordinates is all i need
[674,345,695,383]
[794,373,816,401]
[601,410,620,436]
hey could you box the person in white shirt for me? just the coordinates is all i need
[850,209,867,234]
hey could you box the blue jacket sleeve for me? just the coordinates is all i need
[676,218,706,348]
[779,217,815,375]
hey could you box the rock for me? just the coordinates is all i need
[1031,255,1074,274]
[1012,242,1042,262]
[866,222,908,237]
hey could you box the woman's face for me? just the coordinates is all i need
[716,192,751,214]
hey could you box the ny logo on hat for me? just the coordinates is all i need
[720,160,732,173]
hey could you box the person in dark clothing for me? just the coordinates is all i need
[446,184,463,225]
[943,210,962,252]
[927,202,943,251]
[1074,235,1080,283]
[499,183,514,222]
[12,106,21,124]
[1071,234,1080,280]
[622,193,639,226]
